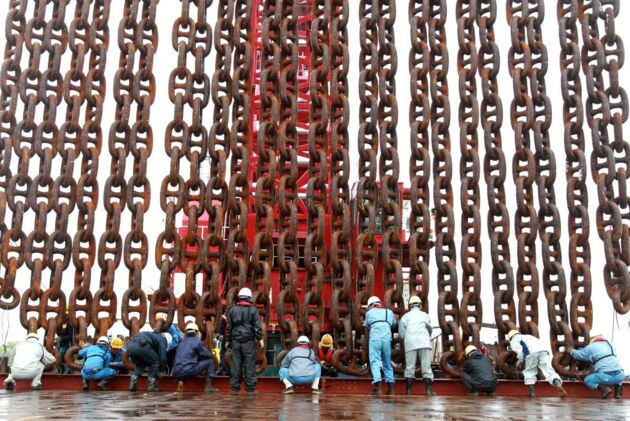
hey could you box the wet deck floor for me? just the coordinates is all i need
[0,391,628,420]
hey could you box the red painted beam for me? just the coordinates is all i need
[0,374,626,398]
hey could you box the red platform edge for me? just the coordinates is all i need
[0,374,627,398]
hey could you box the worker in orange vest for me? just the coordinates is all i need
[318,334,336,377]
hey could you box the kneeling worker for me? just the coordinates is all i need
[126,329,171,392]
[318,334,336,377]
[569,333,624,399]
[279,335,321,394]
[4,332,56,391]
[172,322,218,393]
[461,345,497,396]
[80,336,117,391]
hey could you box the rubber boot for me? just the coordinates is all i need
[82,377,89,391]
[129,374,139,392]
[597,384,611,399]
[176,381,184,392]
[386,382,394,395]
[614,384,623,400]
[528,385,535,399]
[204,378,218,393]
[423,378,435,396]
[405,378,414,396]
[32,384,41,391]
[147,376,162,392]
[5,381,15,391]
[552,379,567,398]
[372,381,382,395]
[97,378,110,391]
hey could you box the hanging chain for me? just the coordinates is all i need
[478,0,517,375]
[456,0,482,355]
[430,0,461,375]
[581,0,630,314]
[276,0,301,359]
[0,0,27,311]
[303,0,328,350]
[507,0,540,338]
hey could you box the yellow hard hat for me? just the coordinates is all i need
[321,334,333,348]
[465,345,477,356]
[507,329,520,340]
[111,337,124,349]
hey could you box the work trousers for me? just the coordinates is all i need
[173,359,216,381]
[279,364,321,385]
[523,351,561,386]
[584,370,625,390]
[404,347,433,380]
[369,338,394,384]
[81,367,117,381]
[5,364,45,387]
[230,340,257,392]
[126,341,160,377]
[460,372,497,394]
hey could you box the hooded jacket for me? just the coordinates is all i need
[281,345,318,378]
[398,307,432,351]
[463,351,497,385]
[79,344,112,374]
[9,337,56,371]
[228,301,263,343]
[570,339,623,373]
[173,336,213,375]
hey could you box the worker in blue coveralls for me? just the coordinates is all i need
[79,336,117,391]
[569,333,625,399]
[155,313,183,372]
[364,295,397,395]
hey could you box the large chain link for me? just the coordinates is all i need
[580,0,630,314]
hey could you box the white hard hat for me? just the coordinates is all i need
[409,296,421,306]
[238,287,252,299]
[26,332,38,340]
[162,332,173,347]
[507,329,520,340]
[96,336,109,346]
[186,322,199,332]
[297,335,309,345]
[367,296,381,307]
[590,332,604,344]
[465,345,477,356]
[156,312,168,321]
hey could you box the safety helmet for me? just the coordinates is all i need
[186,322,200,333]
[321,334,333,348]
[409,296,421,306]
[96,336,110,346]
[507,329,520,340]
[238,287,252,299]
[26,332,38,340]
[111,337,124,350]
[162,332,173,347]
[465,345,477,356]
[589,333,604,344]
[297,335,310,345]
[367,296,381,307]
[156,312,168,322]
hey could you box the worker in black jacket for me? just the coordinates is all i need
[461,345,498,396]
[227,287,263,395]
[126,330,172,392]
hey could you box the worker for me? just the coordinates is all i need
[126,330,172,392]
[507,329,567,398]
[461,345,498,396]
[79,336,117,391]
[279,335,321,394]
[398,295,434,395]
[3,332,56,391]
[364,295,397,395]
[569,333,625,399]
[216,313,230,375]
[109,337,126,373]
[172,322,218,393]
[227,287,263,395]
[318,334,336,377]
[156,313,183,371]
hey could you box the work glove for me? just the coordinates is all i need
[258,339,265,349]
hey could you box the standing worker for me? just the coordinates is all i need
[3,332,56,391]
[461,345,498,396]
[569,333,625,399]
[398,295,434,395]
[364,296,397,395]
[318,334,336,377]
[79,336,117,391]
[126,330,172,392]
[507,329,567,398]
[172,322,218,393]
[227,287,263,395]
[279,335,322,394]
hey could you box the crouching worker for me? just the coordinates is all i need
[80,336,117,391]
[173,322,218,393]
[364,296,397,395]
[569,333,625,399]
[318,334,336,377]
[4,332,56,391]
[126,330,171,392]
[109,337,126,373]
[399,295,434,395]
[461,345,498,396]
[507,329,567,398]
[279,336,321,394]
